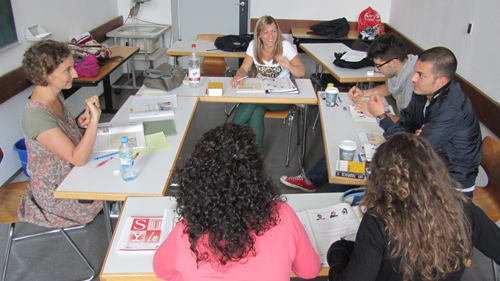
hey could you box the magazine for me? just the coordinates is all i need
[236,78,299,94]
[116,208,180,251]
[339,94,394,122]
[128,102,174,119]
[296,203,361,265]
[92,121,146,153]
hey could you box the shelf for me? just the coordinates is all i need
[133,47,167,61]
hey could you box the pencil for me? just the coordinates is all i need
[236,75,248,82]
[133,152,139,161]
[94,152,118,160]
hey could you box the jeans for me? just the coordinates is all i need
[305,155,352,192]
[232,103,291,151]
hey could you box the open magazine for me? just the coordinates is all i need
[93,121,146,153]
[116,208,180,251]
[296,203,362,265]
[339,94,394,122]
[128,102,174,119]
[236,78,299,94]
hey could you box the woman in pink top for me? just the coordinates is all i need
[153,123,321,280]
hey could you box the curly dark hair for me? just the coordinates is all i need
[23,40,71,86]
[361,133,472,281]
[174,123,283,267]
[367,33,408,62]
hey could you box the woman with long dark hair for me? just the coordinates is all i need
[327,133,500,281]
[153,123,320,280]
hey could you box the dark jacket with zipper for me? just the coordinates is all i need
[379,81,482,188]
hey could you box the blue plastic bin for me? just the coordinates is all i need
[14,138,30,177]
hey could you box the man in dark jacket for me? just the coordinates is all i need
[367,47,482,197]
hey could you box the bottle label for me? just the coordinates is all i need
[189,68,200,83]
[120,156,134,168]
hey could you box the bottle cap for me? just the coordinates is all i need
[327,83,334,88]
[192,44,196,48]
[121,136,128,143]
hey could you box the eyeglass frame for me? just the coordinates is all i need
[374,58,398,69]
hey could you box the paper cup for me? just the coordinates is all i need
[339,140,357,161]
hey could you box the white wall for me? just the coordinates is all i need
[250,0,392,22]
[389,0,499,104]
[0,0,119,185]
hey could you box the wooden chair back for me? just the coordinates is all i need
[196,34,230,77]
[473,136,500,223]
[0,146,28,225]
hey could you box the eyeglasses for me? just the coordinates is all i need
[374,58,397,69]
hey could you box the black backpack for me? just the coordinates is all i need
[307,18,350,39]
[214,34,253,52]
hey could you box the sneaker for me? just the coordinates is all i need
[280,174,316,192]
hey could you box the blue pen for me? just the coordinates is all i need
[94,152,118,160]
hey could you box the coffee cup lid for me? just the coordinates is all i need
[339,140,357,151]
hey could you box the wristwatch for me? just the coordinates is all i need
[376,113,387,124]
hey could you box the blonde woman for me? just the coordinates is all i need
[231,15,304,152]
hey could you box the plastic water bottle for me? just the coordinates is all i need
[188,44,201,88]
[119,136,136,182]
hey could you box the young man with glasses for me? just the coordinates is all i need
[349,33,418,123]
[367,47,482,198]
[280,33,417,193]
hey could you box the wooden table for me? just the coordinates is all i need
[168,77,318,172]
[166,41,246,66]
[71,46,140,113]
[299,43,387,84]
[319,92,384,185]
[54,95,199,241]
[54,78,318,240]
[100,193,341,280]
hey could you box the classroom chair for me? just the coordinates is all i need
[264,104,299,167]
[196,34,230,77]
[472,136,500,281]
[0,147,95,281]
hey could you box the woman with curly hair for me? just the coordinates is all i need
[327,133,500,281]
[153,123,320,280]
[19,40,102,227]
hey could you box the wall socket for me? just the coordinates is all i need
[467,22,473,35]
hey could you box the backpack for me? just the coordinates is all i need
[307,18,350,39]
[214,34,253,52]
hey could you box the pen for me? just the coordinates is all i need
[206,49,218,51]
[94,152,118,160]
[95,157,113,168]
[133,152,139,161]
[236,75,248,82]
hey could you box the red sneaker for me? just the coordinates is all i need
[280,174,316,192]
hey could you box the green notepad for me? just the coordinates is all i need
[143,119,177,136]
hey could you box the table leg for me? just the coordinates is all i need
[102,75,117,114]
[300,104,308,173]
[103,201,112,242]
[130,55,137,89]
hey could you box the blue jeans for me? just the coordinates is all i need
[305,155,352,192]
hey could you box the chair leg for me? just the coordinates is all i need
[59,228,96,281]
[225,103,239,117]
[312,111,320,130]
[285,110,295,167]
[13,224,86,241]
[492,258,498,281]
[2,223,15,281]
